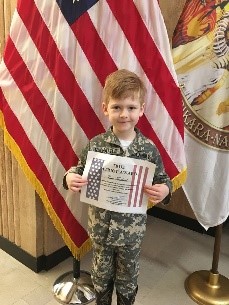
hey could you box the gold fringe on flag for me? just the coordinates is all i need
[0,111,92,259]
[172,168,187,192]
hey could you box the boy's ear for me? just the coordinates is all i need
[139,103,145,117]
[102,103,109,115]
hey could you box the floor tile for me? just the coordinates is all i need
[0,216,228,305]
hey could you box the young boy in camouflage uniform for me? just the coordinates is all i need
[64,69,172,305]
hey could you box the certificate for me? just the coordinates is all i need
[80,151,156,214]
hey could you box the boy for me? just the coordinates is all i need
[63,69,172,305]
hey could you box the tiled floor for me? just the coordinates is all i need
[1,217,229,305]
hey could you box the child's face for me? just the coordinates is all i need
[102,96,144,139]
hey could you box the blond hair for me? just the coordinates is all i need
[103,69,146,105]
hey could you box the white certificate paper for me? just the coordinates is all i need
[80,151,156,214]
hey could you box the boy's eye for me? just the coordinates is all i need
[112,106,120,110]
[129,106,136,110]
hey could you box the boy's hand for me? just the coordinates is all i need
[144,184,169,205]
[66,173,88,192]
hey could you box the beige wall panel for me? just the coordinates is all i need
[18,167,39,256]
[3,0,12,39]
[42,201,66,256]
[0,129,5,235]
[35,195,65,256]
[34,195,46,257]
[10,0,17,15]
[5,145,15,242]
[12,157,21,246]
[2,146,9,238]
[158,188,196,219]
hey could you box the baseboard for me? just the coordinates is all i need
[147,207,217,237]
[0,236,72,273]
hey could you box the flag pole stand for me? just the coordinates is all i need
[52,257,95,304]
[184,223,229,305]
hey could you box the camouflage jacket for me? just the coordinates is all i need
[64,127,172,246]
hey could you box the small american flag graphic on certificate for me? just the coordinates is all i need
[128,165,149,208]
[86,158,105,200]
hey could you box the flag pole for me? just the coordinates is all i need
[52,257,95,304]
[184,223,229,305]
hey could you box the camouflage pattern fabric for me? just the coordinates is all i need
[91,225,143,297]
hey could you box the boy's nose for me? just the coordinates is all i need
[120,109,128,117]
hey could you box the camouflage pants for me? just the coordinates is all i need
[91,241,141,298]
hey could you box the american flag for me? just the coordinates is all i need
[0,0,186,258]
